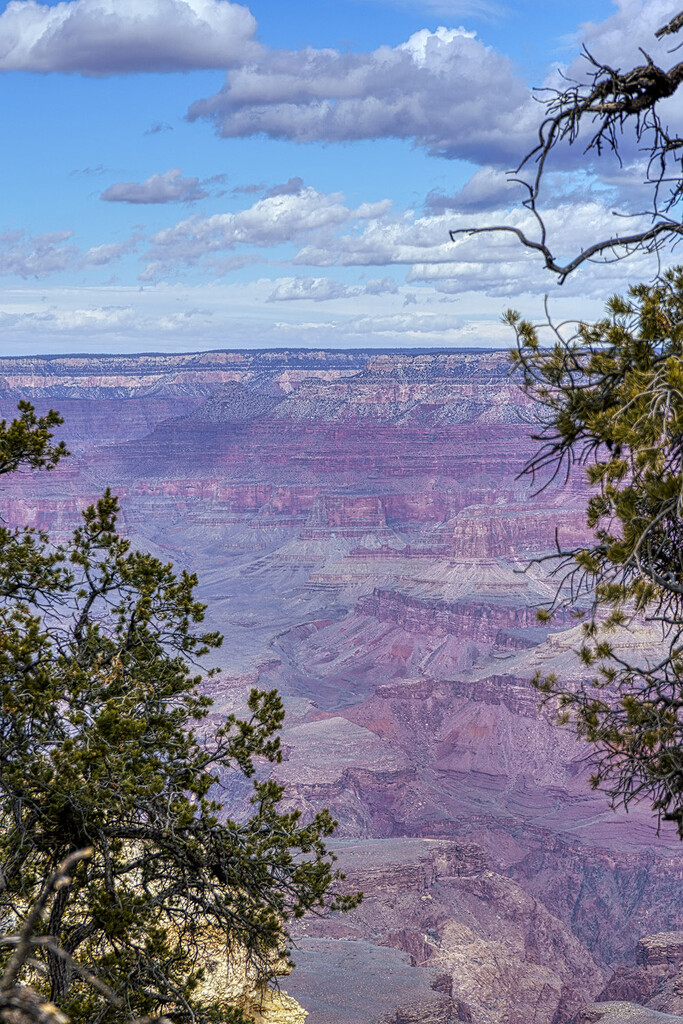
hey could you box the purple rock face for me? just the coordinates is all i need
[2,349,683,1023]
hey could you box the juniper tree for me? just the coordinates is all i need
[0,404,359,1024]
[450,5,683,836]
[507,267,683,835]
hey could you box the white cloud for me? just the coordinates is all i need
[101,169,209,205]
[83,235,141,264]
[269,308,510,347]
[294,208,455,267]
[341,311,463,335]
[0,229,78,277]
[290,193,652,267]
[0,227,139,278]
[405,203,664,299]
[425,166,527,213]
[575,0,682,72]
[267,275,398,302]
[0,0,257,74]
[532,2,683,185]
[0,302,217,349]
[141,187,393,278]
[187,26,536,164]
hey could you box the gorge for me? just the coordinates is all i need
[2,347,682,1024]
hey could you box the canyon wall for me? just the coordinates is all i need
[1,348,681,1024]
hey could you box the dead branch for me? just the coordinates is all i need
[452,9,683,281]
[0,850,93,995]
[0,850,172,1024]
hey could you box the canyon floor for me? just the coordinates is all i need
[2,348,683,1024]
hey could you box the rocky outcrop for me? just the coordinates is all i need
[597,934,683,1019]
[302,494,392,538]
[292,839,605,1024]
[637,936,683,970]
[356,588,547,641]
[445,503,592,558]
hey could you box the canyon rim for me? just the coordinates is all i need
[2,347,683,1023]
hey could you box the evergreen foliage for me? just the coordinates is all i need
[0,403,360,1023]
[508,267,683,834]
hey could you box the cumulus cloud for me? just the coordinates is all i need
[187,26,536,164]
[289,191,661,282]
[293,208,454,268]
[267,275,398,302]
[101,169,209,205]
[528,2,683,184]
[424,164,625,215]
[0,229,79,277]
[259,189,665,302]
[141,186,392,278]
[405,201,663,298]
[0,0,257,75]
[577,2,683,168]
[83,234,141,264]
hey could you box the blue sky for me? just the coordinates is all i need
[0,0,679,354]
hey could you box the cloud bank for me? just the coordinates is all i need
[0,0,257,74]
[188,26,536,164]
[0,228,138,277]
[267,275,398,302]
[141,186,392,278]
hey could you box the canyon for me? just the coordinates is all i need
[1,348,682,1024]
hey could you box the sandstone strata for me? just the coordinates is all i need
[3,350,682,1024]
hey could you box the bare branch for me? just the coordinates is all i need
[1,850,93,994]
[450,219,683,284]
[453,10,683,280]
[656,11,683,39]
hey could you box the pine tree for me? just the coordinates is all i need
[508,268,683,834]
[0,403,359,1024]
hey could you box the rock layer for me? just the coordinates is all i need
[2,350,682,1024]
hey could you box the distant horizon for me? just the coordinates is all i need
[0,344,509,363]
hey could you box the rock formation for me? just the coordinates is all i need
[200,939,307,1024]
[2,349,682,1024]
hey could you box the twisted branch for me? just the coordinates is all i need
[451,9,683,281]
